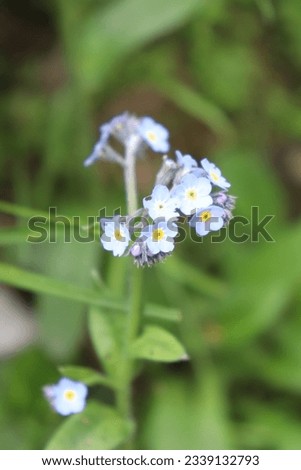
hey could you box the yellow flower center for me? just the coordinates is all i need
[152,228,165,241]
[210,171,219,182]
[146,131,157,142]
[186,188,197,200]
[114,229,123,241]
[199,210,211,222]
[64,389,76,401]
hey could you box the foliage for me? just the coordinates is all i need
[1,0,301,450]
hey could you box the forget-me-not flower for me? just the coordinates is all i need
[83,112,235,266]
[84,113,132,167]
[175,150,197,169]
[142,220,178,255]
[143,184,179,221]
[201,158,230,189]
[138,117,170,153]
[101,220,130,256]
[189,205,225,236]
[172,173,212,215]
[43,377,88,416]
[84,124,111,167]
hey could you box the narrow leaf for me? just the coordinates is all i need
[0,227,31,245]
[152,77,235,138]
[131,325,188,362]
[144,303,182,322]
[75,0,202,92]
[0,262,127,312]
[0,200,49,219]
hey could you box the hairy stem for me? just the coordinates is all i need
[116,135,143,434]
[123,135,140,215]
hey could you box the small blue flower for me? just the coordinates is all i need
[143,184,179,221]
[190,205,225,236]
[142,220,178,255]
[43,378,88,416]
[175,150,197,169]
[201,158,230,189]
[101,219,131,256]
[138,117,170,153]
[172,173,212,215]
[84,113,131,167]
[84,123,111,167]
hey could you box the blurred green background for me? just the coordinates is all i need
[1,0,301,450]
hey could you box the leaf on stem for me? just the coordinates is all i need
[131,325,188,362]
[58,366,116,389]
[46,401,133,450]
[88,307,126,379]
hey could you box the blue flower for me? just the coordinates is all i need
[138,117,170,153]
[143,184,179,221]
[84,123,111,167]
[142,220,178,255]
[84,113,131,167]
[175,150,197,169]
[101,219,130,256]
[201,158,230,189]
[189,205,225,236]
[43,378,88,416]
[172,173,212,215]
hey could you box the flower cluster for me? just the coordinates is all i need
[84,113,236,267]
[43,378,88,416]
[84,113,169,167]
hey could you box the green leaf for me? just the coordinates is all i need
[0,262,127,312]
[0,200,49,219]
[219,222,301,347]
[141,369,232,449]
[46,402,133,450]
[0,200,94,232]
[256,0,275,21]
[152,77,235,138]
[88,306,126,379]
[237,402,301,450]
[158,255,226,298]
[35,240,97,360]
[75,0,202,92]
[58,366,115,388]
[0,227,31,245]
[144,303,182,322]
[131,325,187,362]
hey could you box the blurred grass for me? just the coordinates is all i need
[1,0,301,450]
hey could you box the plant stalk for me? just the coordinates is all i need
[116,135,143,429]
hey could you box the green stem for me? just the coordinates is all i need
[123,135,140,215]
[116,135,143,437]
[116,266,143,421]
[127,266,143,345]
